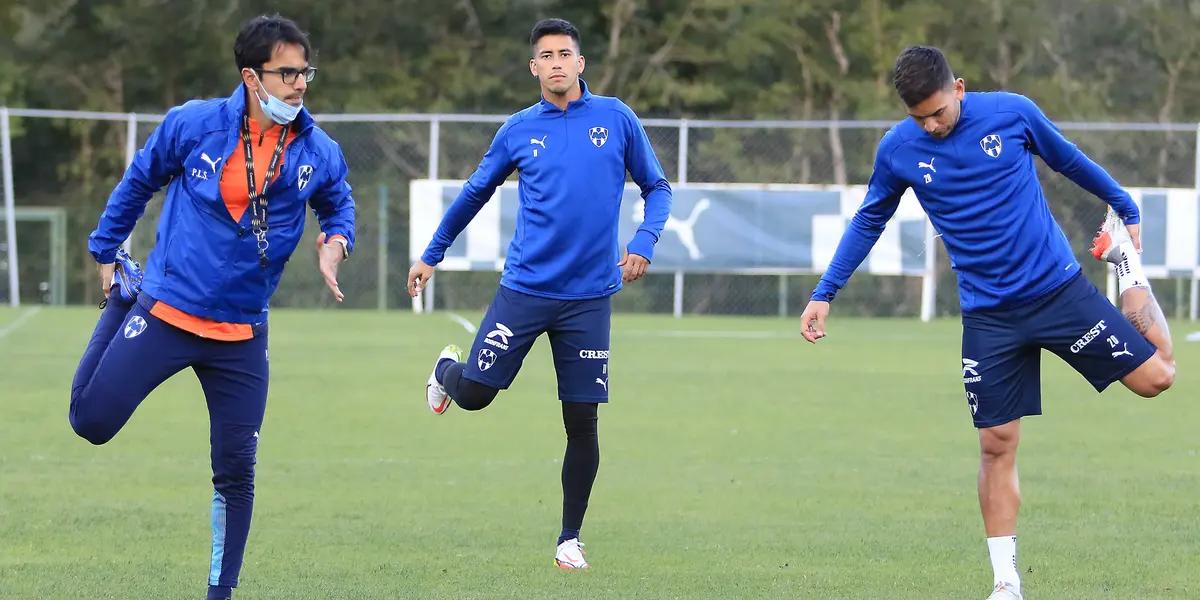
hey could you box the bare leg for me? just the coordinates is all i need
[979,420,1021,537]
[1118,287,1175,397]
[1120,287,1173,361]
[979,420,1023,594]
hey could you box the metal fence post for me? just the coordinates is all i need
[920,219,937,322]
[777,274,788,317]
[672,271,684,318]
[1,107,19,307]
[678,119,689,185]
[413,117,442,314]
[1191,274,1198,321]
[123,113,137,254]
[429,116,440,180]
[51,209,66,305]
[377,184,389,311]
[672,120,688,320]
[423,118,442,313]
[1193,123,1200,320]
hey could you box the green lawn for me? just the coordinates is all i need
[1,306,1197,599]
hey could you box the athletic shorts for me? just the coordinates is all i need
[960,273,1156,428]
[463,285,611,403]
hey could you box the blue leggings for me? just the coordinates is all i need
[70,294,268,589]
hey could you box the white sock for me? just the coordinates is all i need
[987,535,1020,592]
[1114,242,1150,295]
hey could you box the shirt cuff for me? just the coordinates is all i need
[91,247,117,264]
[810,284,838,303]
[626,230,658,262]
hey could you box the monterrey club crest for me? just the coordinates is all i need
[124,316,148,339]
[979,134,1002,158]
[297,165,314,190]
[588,126,609,148]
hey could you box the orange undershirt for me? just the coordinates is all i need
[150,118,295,341]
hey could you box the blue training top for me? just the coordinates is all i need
[88,85,356,323]
[812,91,1139,312]
[421,80,672,300]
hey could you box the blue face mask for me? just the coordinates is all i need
[252,72,302,124]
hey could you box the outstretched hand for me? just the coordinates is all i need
[408,260,435,297]
[799,300,830,344]
[316,232,346,302]
[619,251,649,283]
[97,262,115,298]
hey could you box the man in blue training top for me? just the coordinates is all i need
[407,18,671,570]
[799,46,1175,600]
[71,15,354,600]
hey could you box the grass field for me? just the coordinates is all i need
[1,306,1197,599]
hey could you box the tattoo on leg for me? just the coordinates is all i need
[1123,301,1161,336]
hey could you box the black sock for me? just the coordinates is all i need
[559,402,599,545]
[443,362,499,411]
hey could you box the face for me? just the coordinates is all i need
[529,34,584,96]
[242,42,309,107]
[906,78,965,139]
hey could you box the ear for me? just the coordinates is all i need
[241,68,259,91]
[577,54,586,74]
[529,58,538,78]
[953,77,966,99]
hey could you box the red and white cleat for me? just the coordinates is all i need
[1090,208,1131,264]
[554,538,588,570]
[426,344,462,415]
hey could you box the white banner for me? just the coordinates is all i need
[410,181,932,275]
[411,181,1200,278]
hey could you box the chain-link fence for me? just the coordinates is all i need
[2,108,1198,319]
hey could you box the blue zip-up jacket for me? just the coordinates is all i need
[88,85,356,323]
[812,92,1139,312]
[421,80,672,300]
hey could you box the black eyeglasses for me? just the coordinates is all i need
[256,66,317,85]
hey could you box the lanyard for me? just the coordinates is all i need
[240,114,290,268]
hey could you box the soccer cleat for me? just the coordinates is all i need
[554,538,588,570]
[986,582,1022,600]
[99,247,144,308]
[113,247,144,301]
[1089,208,1131,264]
[426,344,462,415]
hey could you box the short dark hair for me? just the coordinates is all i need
[892,46,954,107]
[530,18,581,50]
[233,14,311,71]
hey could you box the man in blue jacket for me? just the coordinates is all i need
[70,15,354,600]
[799,46,1175,600]
[407,18,671,570]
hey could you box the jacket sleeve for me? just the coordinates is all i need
[88,106,188,263]
[420,120,517,266]
[620,103,672,261]
[311,143,357,253]
[811,136,908,303]
[1014,94,1140,224]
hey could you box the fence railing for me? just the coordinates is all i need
[2,107,1198,319]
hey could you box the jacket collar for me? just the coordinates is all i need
[538,78,593,114]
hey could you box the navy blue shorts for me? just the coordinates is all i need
[961,273,1156,429]
[464,286,611,403]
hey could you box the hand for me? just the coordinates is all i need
[407,260,435,297]
[618,251,650,283]
[97,262,115,298]
[315,232,345,302]
[799,300,830,344]
[1124,222,1142,253]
